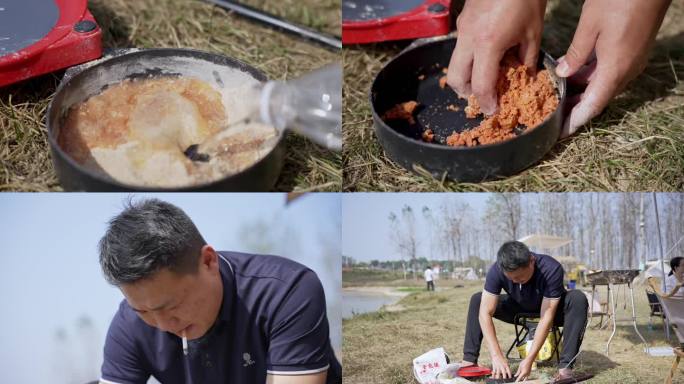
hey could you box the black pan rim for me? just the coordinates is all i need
[369,38,567,152]
[46,47,285,191]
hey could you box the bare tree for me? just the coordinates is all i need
[484,193,522,241]
[435,198,475,270]
[367,193,684,275]
[422,206,439,260]
[388,205,419,279]
[437,201,458,266]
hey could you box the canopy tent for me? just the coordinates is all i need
[518,234,572,251]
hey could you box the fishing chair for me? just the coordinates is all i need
[647,277,684,384]
[505,313,562,364]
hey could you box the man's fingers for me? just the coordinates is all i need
[568,59,598,86]
[556,12,598,78]
[472,47,504,115]
[447,38,474,98]
[561,67,618,137]
[519,40,539,74]
[499,362,511,379]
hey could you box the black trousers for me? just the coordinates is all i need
[462,290,588,368]
[427,281,435,291]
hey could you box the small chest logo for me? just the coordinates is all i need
[243,352,255,367]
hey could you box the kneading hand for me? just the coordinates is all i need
[446,0,547,115]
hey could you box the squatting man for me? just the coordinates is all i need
[459,241,588,383]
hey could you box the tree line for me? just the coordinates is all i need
[383,193,683,273]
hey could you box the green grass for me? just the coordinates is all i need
[395,286,426,293]
[343,269,406,285]
[343,280,682,383]
[342,0,684,191]
[0,0,340,191]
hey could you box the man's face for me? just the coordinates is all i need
[503,255,535,285]
[120,246,223,340]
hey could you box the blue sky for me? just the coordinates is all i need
[342,193,490,262]
[0,193,341,384]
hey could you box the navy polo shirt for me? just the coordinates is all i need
[483,252,565,312]
[100,251,342,384]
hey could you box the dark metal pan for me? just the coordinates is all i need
[46,48,285,191]
[370,36,566,182]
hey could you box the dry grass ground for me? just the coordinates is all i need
[342,0,684,191]
[0,0,340,191]
[343,279,681,383]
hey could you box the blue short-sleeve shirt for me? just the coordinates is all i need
[483,252,565,312]
[100,251,342,384]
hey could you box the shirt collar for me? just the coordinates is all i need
[217,251,235,323]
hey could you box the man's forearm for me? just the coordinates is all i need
[480,312,504,358]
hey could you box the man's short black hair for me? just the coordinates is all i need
[99,198,207,286]
[497,241,532,272]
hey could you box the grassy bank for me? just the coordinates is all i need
[343,269,453,288]
[343,280,680,383]
[344,269,412,287]
[342,0,684,191]
[0,0,341,191]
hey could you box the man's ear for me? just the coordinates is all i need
[199,245,218,271]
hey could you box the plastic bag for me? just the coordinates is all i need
[413,347,448,384]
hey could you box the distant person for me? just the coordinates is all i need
[665,257,684,297]
[98,198,341,384]
[459,241,588,383]
[425,266,435,291]
[447,0,673,136]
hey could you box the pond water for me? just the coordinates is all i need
[342,290,403,318]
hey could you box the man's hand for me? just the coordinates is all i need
[491,353,512,379]
[447,0,547,115]
[556,0,672,137]
[515,357,534,382]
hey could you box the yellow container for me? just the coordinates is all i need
[516,329,562,362]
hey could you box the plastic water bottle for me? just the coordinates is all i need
[186,63,342,162]
[258,63,342,151]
